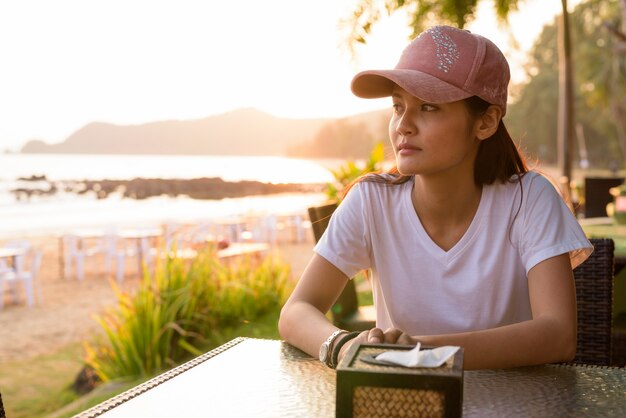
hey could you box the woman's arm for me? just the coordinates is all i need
[278,253,353,359]
[357,253,577,370]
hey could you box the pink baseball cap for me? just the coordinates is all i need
[351,25,510,115]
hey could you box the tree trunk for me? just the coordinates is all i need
[603,0,626,162]
[557,0,575,199]
[622,0,626,43]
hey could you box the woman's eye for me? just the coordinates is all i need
[421,104,437,111]
[392,103,403,113]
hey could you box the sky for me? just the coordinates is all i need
[0,0,581,152]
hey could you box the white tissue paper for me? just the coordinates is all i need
[375,343,460,368]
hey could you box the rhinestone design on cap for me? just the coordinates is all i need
[427,26,459,73]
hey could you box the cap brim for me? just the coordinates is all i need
[351,69,473,104]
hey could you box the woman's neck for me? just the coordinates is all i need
[411,175,482,251]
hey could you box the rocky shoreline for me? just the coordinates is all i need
[12,175,326,200]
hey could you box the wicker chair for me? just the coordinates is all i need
[307,202,376,331]
[572,238,614,366]
[612,312,626,367]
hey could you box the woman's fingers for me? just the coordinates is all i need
[365,328,416,345]
[338,331,369,363]
[352,331,370,346]
[367,328,384,343]
[367,328,404,343]
[396,333,416,345]
[382,328,404,343]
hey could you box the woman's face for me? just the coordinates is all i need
[388,86,483,179]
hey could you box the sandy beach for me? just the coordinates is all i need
[0,232,315,363]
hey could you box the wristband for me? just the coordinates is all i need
[331,331,360,368]
[319,329,347,367]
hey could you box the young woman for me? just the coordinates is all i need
[278,25,592,370]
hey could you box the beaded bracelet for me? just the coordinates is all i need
[331,331,361,368]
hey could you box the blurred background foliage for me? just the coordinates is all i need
[324,141,386,202]
[293,0,625,173]
[84,250,292,381]
[287,116,383,159]
[507,0,626,168]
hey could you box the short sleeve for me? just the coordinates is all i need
[519,174,593,272]
[314,184,372,278]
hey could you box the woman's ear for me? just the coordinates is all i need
[475,105,502,140]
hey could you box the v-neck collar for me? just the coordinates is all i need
[403,177,489,265]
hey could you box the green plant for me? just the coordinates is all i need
[325,141,385,202]
[84,249,292,381]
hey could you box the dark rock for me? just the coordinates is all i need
[72,365,102,395]
[75,177,325,200]
[17,174,47,181]
[10,177,326,201]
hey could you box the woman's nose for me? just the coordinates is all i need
[395,113,415,136]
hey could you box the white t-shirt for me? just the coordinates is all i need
[314,171,592,335]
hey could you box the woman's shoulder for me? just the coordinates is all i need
[497,171,559,193]
[344,173,412,205]
[520,171,564,196]
[352,173,412,190]
[487,171,562,208]
[363,172,408,182]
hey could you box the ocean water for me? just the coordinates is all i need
[0,154,343,238]
[0,153,338,183]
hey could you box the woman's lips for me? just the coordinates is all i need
[398,142,420,155]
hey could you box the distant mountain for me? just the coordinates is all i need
[20,108,387,156]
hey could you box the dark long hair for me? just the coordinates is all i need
[470,97,528,185]
[345,96,529,195]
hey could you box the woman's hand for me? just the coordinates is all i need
[337,331,368,364]
[366,327,417,345]
[337,327,418,364]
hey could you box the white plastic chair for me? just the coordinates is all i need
[162,222,185,251]
[247,214,278,245]
[109,228,161,282]
[0,247,43,308]
[62,234,102,280]
[276,214,307,243]
[101,233,128,283]
[0,261,12,307]
[3,240,32,271]
[0,258,11,276]
[215,218,247,243]
[62,228,126,280]
[188,222,217,247]
[290,214,306,243]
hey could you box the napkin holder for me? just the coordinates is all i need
[336,343,463,418]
